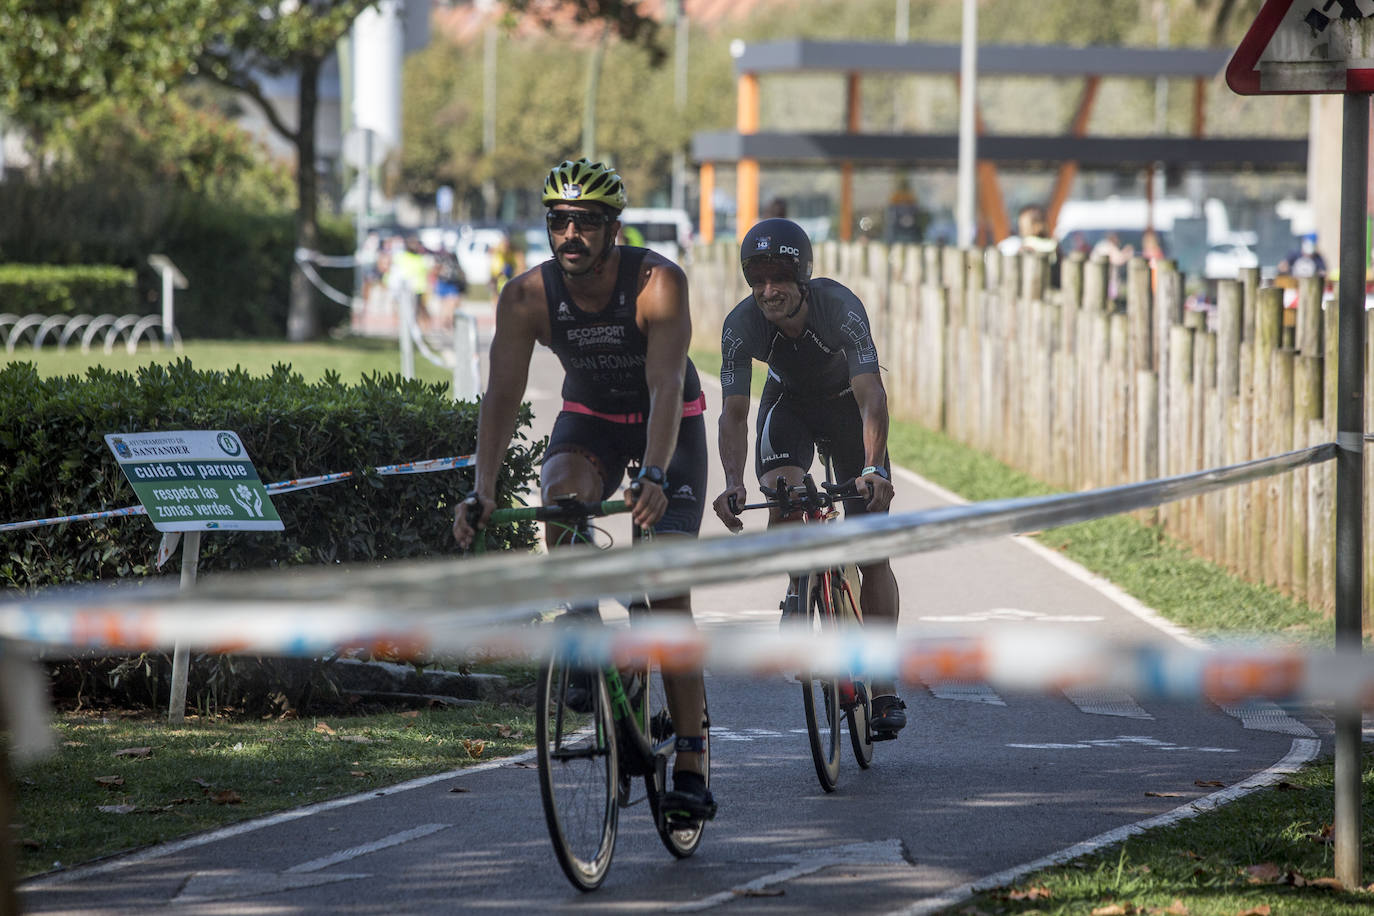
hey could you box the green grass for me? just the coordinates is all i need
[946,749,1374,915]
[3,336,454,388]
[13,699,536,878]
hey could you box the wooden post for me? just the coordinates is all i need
[1293,354,1322,602]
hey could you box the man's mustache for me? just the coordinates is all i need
[558,242,589,256]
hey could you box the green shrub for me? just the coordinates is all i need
[0,264,139,316]
[0,358,542,593]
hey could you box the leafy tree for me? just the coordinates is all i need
[193,0,380,341]
[0,0,219,141]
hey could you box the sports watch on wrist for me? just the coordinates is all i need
[861,465,890,481]
[637,465,667,488]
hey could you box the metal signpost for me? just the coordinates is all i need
[105,430,283,724]
[1227,0,1368,889]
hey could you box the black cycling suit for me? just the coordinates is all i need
[719,277,888,515]
[541,246,707,535]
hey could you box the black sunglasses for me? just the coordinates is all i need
[546,209,612,232]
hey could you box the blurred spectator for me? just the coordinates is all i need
[998,204,1059,287]
[763,196,789,218]
[434,244,467,322]
[1278,233,1328,279]
[1091,231,1134,302]
[489,232,516,297]
[1140,228,1166,263]
[885,178,926,243]
[388,234,434,329]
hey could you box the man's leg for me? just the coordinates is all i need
[859,558,906,735]
[541,451,604,549]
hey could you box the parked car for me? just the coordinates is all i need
[1203,242,1259,280]
[618,207,694,264]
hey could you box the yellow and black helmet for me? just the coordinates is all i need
[542,158,627,212]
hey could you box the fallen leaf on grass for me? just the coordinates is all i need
[1307,877,1346,890]
[1235,906,1270,916]
[399,710,420,719]
[93,775,124,788]
[1150,900,1188,915]
[113,746,151,758]
[97,804,138,815]
[1145,791,1182,797]
[1091,904,1135,915]
[349,770,370,778]
[1193,779,1225,788]
[496,724,523,739]
[314,722,336,735]
[462,739,486,759]
[1006,885,1051,901]
[1307,823,1334,845]
[1245,863,1282,883]
[210,790,243,805]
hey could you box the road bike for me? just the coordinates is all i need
[471,490,710,890]
[730,467,874,793]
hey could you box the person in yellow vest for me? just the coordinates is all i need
[489,232,515,297]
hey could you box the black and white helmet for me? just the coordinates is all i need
[739,218,813,285]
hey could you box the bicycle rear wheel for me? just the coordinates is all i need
[799,573,842,792]
[642,664,710,857]
[536,653,618,891]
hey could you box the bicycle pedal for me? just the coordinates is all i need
[870,731,899,742]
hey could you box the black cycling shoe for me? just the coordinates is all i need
[871,695,907,739]
[660,770,716,826]
[563,669,597,714]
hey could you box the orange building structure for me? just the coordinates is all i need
[691,40,1307,243]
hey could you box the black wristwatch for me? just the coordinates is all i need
[861,465,890,481]
[637,465,667,488]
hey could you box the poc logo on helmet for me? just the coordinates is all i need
[779,245,801,256]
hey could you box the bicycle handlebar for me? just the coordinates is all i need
[728,473,869,516]
[467,481,643,553]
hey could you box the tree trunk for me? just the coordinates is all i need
[287,57,322,341]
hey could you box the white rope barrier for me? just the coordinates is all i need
[0,455,474,534]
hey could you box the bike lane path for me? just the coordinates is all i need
[18,318,1326,915]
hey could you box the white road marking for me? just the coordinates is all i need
[173,823,451,902]
[918,607,1104,623]
[1063,686,1154,719]
[1218,699,1316,737]
[929,683,1006,706]
[1007,734,1237,752]
[669,839,908,912]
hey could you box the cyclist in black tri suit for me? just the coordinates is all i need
[452,158,714,823]
[711,217,907,738]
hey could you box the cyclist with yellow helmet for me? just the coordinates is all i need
[453,158,714,824]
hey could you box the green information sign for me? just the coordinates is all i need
[104,430,283,532]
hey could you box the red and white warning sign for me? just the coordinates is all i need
[1227,0,1374,95]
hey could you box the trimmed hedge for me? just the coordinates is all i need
[0,359,542,593]
[0,180,354,339]
[0,264,140,316]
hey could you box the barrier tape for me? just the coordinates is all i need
[2,614,1371,707]
[0,455,474,534]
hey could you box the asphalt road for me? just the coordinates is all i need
[19,307,1331,915]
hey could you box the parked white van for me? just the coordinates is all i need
[618,208,694,264]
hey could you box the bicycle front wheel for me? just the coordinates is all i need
[833,577,874,769]
[800,573,842,792]
[642,664,710,858]
[536,654,619,891]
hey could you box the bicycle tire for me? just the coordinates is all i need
[536,653,619,891]
[833,576,874,769]
[800,572,842,792]
[642,664,710,857]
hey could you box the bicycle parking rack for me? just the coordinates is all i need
[1,312,179,355]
